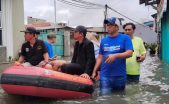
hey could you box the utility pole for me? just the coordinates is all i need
[54,0,57,32]
[118,18,124,25]
[104,4,108,32]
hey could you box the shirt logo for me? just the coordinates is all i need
[25,48,29,52]
[104,45,121,52]
[37,46,42,50]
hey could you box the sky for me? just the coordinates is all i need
[24,0,156,27]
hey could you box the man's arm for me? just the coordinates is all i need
[105,50,133,63]
[18,56,25,63]
[84,42,96,75]
[80,42,96,79]
[105,34,133,63]
[116,50,133,58]
[14,56,25,66]
[138,39,146,62]
[14,44,25,65]
[137,53,146,62]
[43,52,49,63]
[91,54,102,78]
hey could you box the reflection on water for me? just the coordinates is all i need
[1,54,169,104]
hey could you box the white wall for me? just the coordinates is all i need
[12,0,24,59]
[2,0,24,60]
[2,0,13,60]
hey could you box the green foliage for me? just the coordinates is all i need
[149,43,157,52]
[144,42,158,55]
[144,42,150,50]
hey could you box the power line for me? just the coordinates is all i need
[70,0,105,8]
[57,0,145,26]
[57,0,103,9]
[107,5,145,26]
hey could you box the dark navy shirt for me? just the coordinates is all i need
[21,40,48,66]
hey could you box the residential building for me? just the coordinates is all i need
[27,16,46,24]
[139,0,169,63]
[26,20,74,57]
[158,0,169,62]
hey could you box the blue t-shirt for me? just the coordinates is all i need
[44,41,54,58]
[99,33,133,77]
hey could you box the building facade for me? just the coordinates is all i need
[0,0,24,62]
[139,0,169,63]
[26,20,73,57]
[159,0,169,63]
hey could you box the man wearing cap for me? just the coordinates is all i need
[123,22,146,83]
[92,17,133,95]
[14,27,52,69]
[60,25,96,79]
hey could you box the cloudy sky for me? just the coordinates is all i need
[24,0,156,27]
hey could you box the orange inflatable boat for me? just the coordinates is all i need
[0,66,94,99]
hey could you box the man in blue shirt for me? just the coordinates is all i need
[92,17,133,95]
[35,31,66,71]
[44,33,56,58]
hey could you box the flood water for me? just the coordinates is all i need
[0,54,169,104]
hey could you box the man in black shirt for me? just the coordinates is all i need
[60,25,96,79]
[14,27,52,69]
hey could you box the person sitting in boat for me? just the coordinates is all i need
[44,32,56,59]
[14,27,52,69]
[35,31,56,59]
[34,30,66,71]
[58,25,96,79]
[43,32,67,71]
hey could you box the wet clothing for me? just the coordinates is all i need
[61,38,96,76]
[126,36,146,83]
[44,41,54,58]
[21,39,48,66]
[99,33,133,95]
[99,34,133,77]
[61,63,84,75]
[126,36,146,75]
[127,75,140,84]
[100,76,126,95]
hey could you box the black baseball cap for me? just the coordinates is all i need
[74,25,87,37]
[20,27,37,34]
[36,31,40,35]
